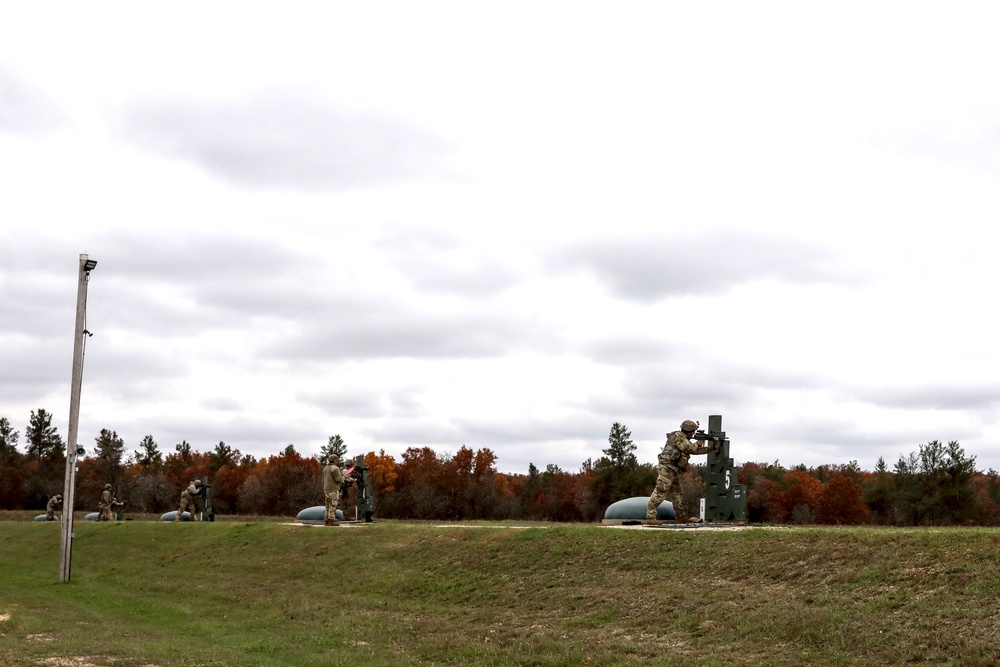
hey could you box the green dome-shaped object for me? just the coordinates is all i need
[604,497,675,522]
[296,506,344,524]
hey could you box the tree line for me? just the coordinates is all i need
[2,412,998,525]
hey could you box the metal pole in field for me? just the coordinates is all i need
[59,254,97,583]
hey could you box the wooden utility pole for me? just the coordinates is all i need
[59,254,96,583]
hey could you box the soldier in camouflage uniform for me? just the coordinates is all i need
[646,420,717,524]
[174,479,204,521]
[46,494,62,521]
[322,455,347,526]
[98,484,118,521]
[99,484,125,521]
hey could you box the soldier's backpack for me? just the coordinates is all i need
[659,433,683,466]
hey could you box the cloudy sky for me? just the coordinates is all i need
[3,2,1000,476]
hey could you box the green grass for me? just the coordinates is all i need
[3,520,1000,666]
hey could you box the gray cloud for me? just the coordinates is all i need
[849,384,1000,412]
[0,340,70,401]
[361,418,463,450]
[298,385,389,420]
[302,384,433,421]
[453,413,610,447]
[577,340,823,407]
[105,234,310,281]
[377,227,522,297]
[0,65,66,137]
[0,234,82,340]
[272,306,550,362]
[83,344,190,404]
[0,230,331,414]
[756,414,981,471]
[550,230,858,302]
[101,413,320,459]
[0,274,76,342]
[581,336,686,366]
[118,89,449,192]
[875,119,1000,174]
[582,373,746,422]
[78,232,327,335]
[0,239,96,402]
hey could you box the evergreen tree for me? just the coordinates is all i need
[94,428,125,465]
[320,434,347,462]
[520,463,543,518]
[136,434,162,468]
[912,440,978,525]
[0,417,19,465]
[892,441,979,526]
[92,428,126,488]
[590,422,646,509]
[175,440,193,464]
[893,452,921,525]
[864,456,894,525]
[25,408,64,462]
[211,441,237,470]
[0,416,25,508]
[940,440,977,523]
[604,422,637,468]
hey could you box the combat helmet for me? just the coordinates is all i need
[104,483,112,489]
[680,420,699,433]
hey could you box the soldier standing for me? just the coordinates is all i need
[98,484,118,521]
[174,479,204,522]
[46,494,62,521]
[322,455,346,526]
[646,420,717,524]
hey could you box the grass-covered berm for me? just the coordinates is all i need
[3,518,1000,667]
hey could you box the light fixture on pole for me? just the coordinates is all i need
[58,254,96,583]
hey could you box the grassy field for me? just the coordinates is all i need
[2,516,1000,667]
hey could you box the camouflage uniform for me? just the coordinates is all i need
[98,484,116,521]
[646,422,716,522]
[322,459,345,526]
[175,480,203,521]
[46,494,62,521]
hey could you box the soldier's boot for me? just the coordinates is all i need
[686,517,704,523]
[325,519,339,526]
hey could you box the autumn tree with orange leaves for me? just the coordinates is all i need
[817,471,870,524]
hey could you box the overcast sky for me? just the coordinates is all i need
[3,2,1000,476]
